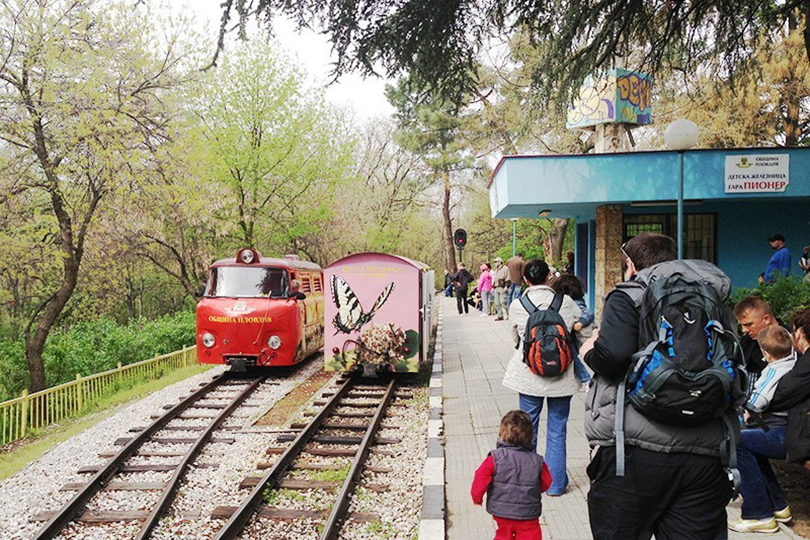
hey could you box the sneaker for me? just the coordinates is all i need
[774,506,792,523]
[728,518,778,533]
[494,316,503,321]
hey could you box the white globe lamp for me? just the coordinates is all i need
[664,119,699,151]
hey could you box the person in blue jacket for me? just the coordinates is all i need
[764,233,791,282]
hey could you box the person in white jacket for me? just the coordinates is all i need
[502,259,581,496]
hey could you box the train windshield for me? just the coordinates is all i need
[205,267,288,298]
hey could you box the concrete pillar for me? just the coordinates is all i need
[594,205,624,321]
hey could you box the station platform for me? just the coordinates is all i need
[439,296,802,540]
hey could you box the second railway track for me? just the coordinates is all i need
[213,376,402,540]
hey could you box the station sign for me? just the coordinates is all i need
[724,154,789,193]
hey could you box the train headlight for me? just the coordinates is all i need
[240,250,255,264]
[202,333,216,348]
[267,335,282,350]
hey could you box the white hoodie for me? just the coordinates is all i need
[747,351,798,425]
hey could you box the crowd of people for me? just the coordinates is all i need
[446,253,578,320]
[465,233,810,540]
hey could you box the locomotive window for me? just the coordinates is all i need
[205,267,287,297]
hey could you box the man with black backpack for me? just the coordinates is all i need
[580,233,745,540]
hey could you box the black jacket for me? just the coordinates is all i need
[771,351,810,411]
[740,334,768,375]
[771,351,810,464]
[584,290,639,380]
[453,269,474,291]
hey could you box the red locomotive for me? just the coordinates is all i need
[196,248,324,370]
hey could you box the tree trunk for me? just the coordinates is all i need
[24,253,80,392]
[20,84,98,392]
[442,171,456,272]
[548,218,569,262]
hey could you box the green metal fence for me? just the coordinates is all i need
[0,346,197,447]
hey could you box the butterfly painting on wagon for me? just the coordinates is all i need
[323,253,433,375]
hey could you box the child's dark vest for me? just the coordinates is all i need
[486,441,544,520]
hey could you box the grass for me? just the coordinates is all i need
[263,487,305,504]
[308,463,350,483]
[0,363,213,482]
[364,520,393,538]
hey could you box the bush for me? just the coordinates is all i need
[0,311,195,401]
[729,276,810,325]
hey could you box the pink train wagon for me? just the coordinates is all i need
[324,253,435,375]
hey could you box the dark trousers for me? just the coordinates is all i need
[737,427,787,519]
[456,288,469,314]
[587,446,732,540]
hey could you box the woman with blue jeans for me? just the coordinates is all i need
[501,259,582,496]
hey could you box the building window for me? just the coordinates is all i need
[623,213,717,263]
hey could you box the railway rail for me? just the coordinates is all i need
[31,372,269,540]
[213,376,398,540]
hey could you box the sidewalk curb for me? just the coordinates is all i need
[418,301,445,540]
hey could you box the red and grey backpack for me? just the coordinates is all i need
[520,293,574,377]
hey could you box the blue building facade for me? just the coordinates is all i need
[489,148,810,312]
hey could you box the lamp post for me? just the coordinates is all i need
[664,119,699,259]
[511,218,518,257]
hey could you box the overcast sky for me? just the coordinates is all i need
[180,0,395,121]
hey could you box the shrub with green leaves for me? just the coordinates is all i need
[0,311,195,401]
[729,276,810,325]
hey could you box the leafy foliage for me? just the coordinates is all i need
[0,311,195,401]
[215,0,810,106]
[730,277,810,325]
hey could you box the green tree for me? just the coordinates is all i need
[653,16,810,149]
[195,39,354,260]
[214,1,809,106]
[0,0,189,391]
[386,79,472,272]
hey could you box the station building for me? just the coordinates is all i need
[488,147,810,316]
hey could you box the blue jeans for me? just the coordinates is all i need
[507,283,522,313]
[518,393,571,495]
[737,427,788,520]
[444,285,453,297]
[573,355,591,383]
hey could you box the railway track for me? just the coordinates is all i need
[213,376,398,540]
[31,372,269,540]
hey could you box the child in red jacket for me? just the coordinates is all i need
[472,410,552,540]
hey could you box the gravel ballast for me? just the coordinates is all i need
[0,360,431,540]
[0,359,322,540]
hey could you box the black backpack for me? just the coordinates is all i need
[625,274,746,426]
[613,262,747,490]
[520,293,575,377]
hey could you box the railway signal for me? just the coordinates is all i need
[453,228,467,262]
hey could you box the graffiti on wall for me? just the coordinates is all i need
[566,68,653,129]
[566,72,617,128]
